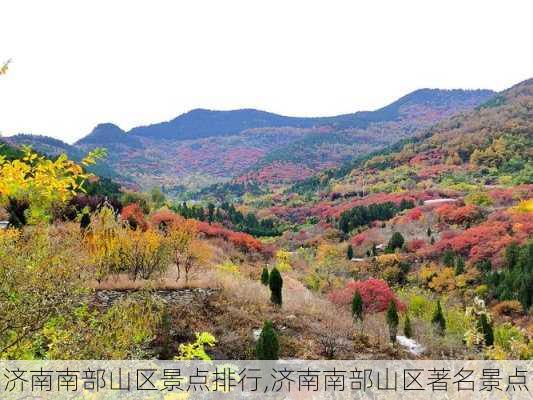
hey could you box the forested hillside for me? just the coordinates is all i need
[6,88,493,193]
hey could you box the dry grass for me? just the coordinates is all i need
[90,267,221,290]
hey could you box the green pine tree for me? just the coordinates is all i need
[269,268,283,306]
[386,300,399,343]
[427,227,432,237]
[260,267,270,286]
[80,212,91,230]
[442,249,455,267]
[431,300,446,336]
[505,241,520,270]
[404,314,413,339]
[352,291,364,323]
[256,320,279,360]
[454,256,465,275]
[387,232,404,252]
[347,244,354,260]
[478,314,494,347]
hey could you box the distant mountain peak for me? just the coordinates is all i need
[90,123,125,135]
[76,122,141,148]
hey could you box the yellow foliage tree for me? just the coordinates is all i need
[166,218,198,281]
[86,205,172,281]
[315,243,346,289]
[513,199,533,213]
[0,59,10,76]
[85,205,123,281]
[428,267,456,292]
[275,249,292,272]
[120,228,171,280]
[0,146,106,224]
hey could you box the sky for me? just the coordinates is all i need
[1,1,532,144]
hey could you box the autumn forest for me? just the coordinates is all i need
[1,58,532,360]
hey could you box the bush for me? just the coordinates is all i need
[0,224,87,357]
[491,300,523,317]
[121,203,148,231]
[256,321,279,360]
[44,294,164,359]
[176,332,216,360]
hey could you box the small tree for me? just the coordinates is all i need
[426,227,432,237]
[442,249,455,267]
[269,268,283,306]
[386,300,399,343]
[404,314,413,338]
[260,267,270,286]
[351,291,364,323]
[347,244,354,260]
[431,300,446,336]
[478,314,494,347]
[256,320,279,360]
[387,232,404,252]
[80,212,91,231]
[454,256,465,275]
[505,241,520,270]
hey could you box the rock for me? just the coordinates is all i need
[93,288,220,308]
[252,328,262,341]
[396,335,425,356]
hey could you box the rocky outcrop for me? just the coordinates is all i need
[93,288,219,308]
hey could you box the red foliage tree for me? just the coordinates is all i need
[328,278,405,313]
[419,209,533,267]
[149,209,184,231]
[196,221,263,253]
[407,239,427,252]
[406,207,423,221]
[120,203,148,231]
[436,204,483,225]
[351,233,367,247]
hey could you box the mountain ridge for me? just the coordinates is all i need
[75,88,495,143]
[6,87,496,191]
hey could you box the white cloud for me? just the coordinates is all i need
[0,0,532,143]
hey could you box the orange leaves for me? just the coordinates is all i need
[406,207,423,221]
[121,203,148,231]
[149,209,186,230]
[423,209,531,267]
[196,221,263,253]
[436,204,483,225]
